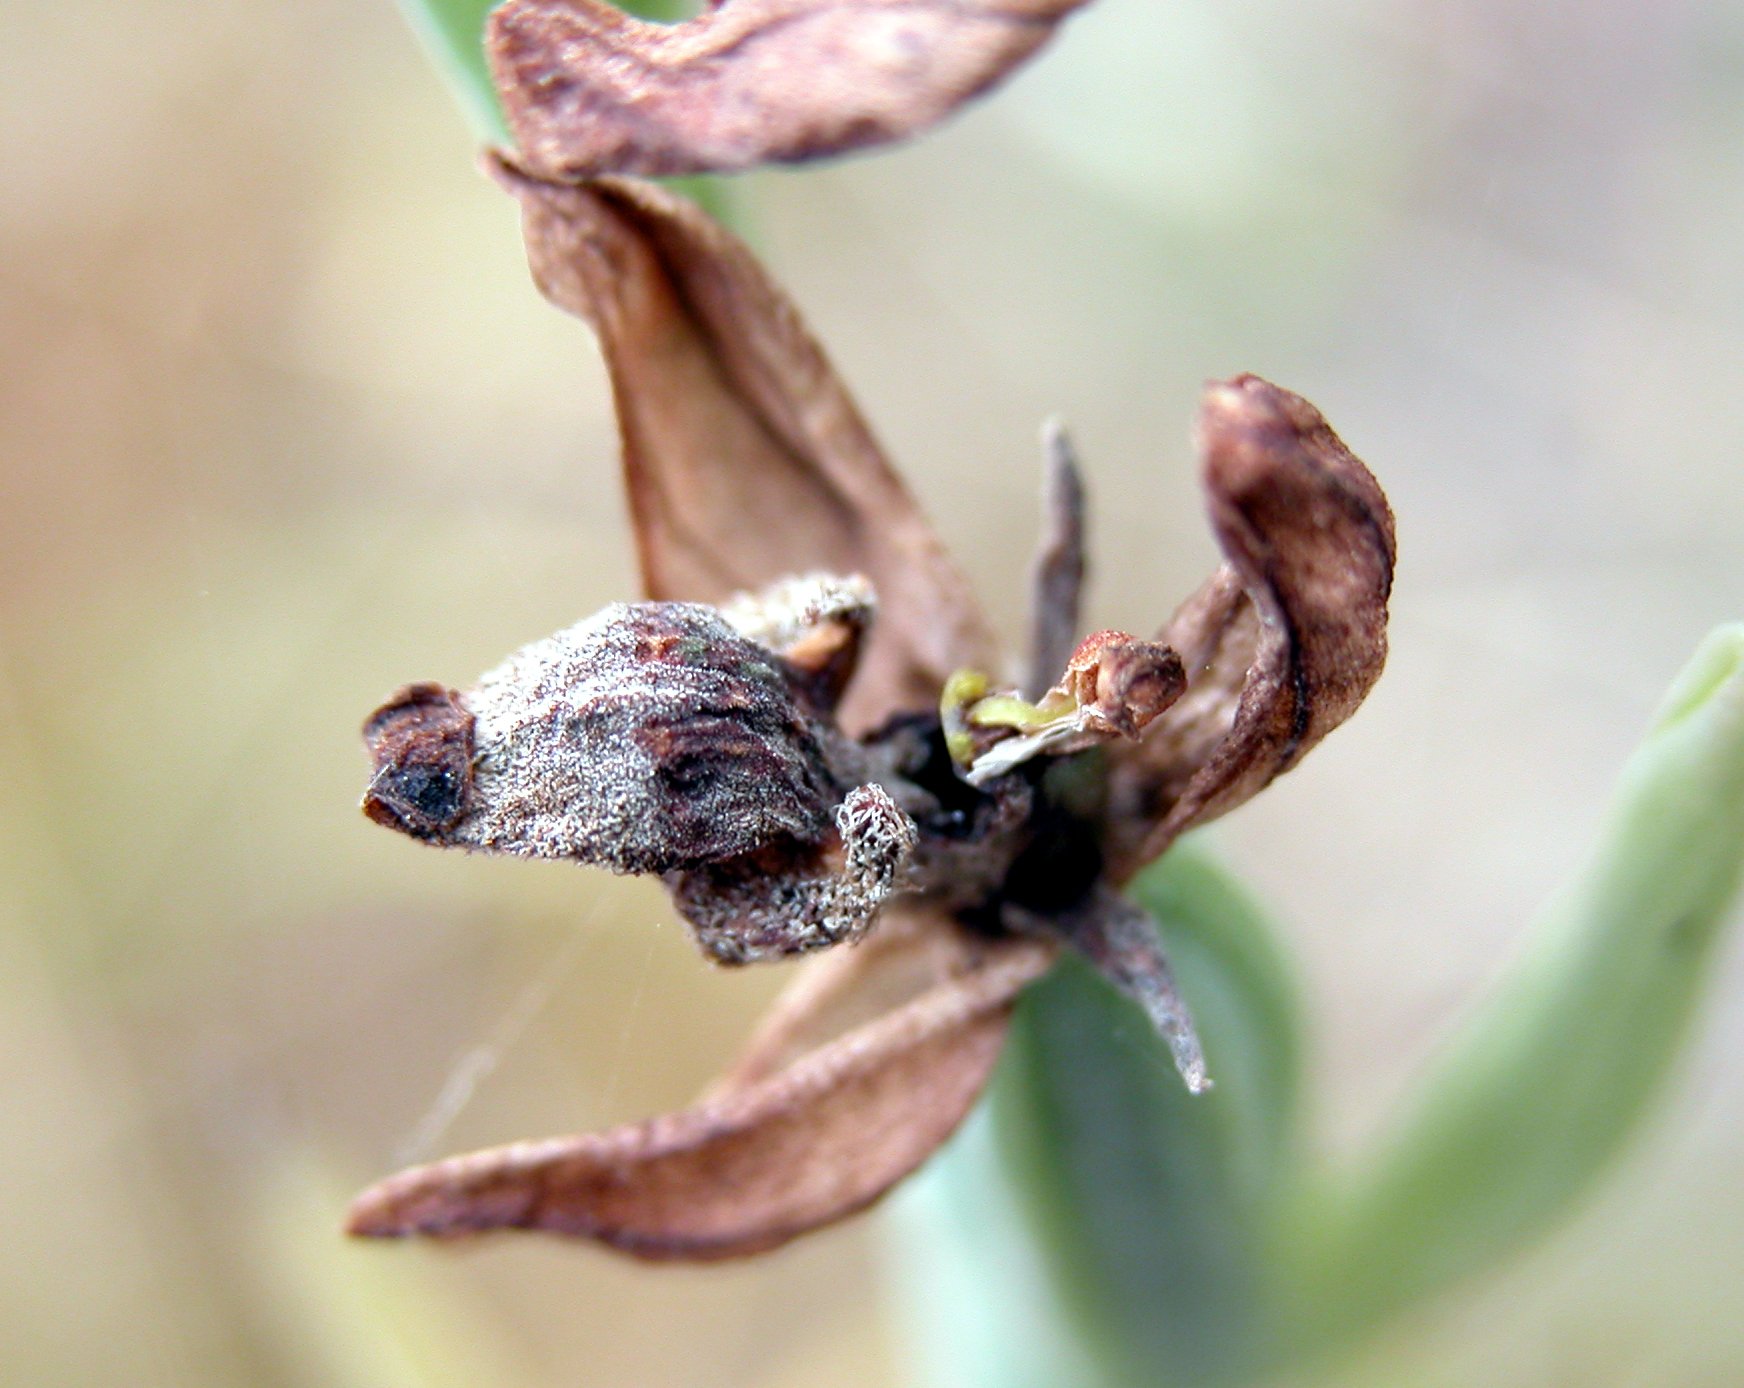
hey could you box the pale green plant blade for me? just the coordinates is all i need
[1296,624,1744,1350]
[395,0,508,143]
[895,842,1305,1388]
[886,1103,1111,1388]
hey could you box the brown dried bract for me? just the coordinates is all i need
[488,0,1094,180]
[488,158,996,733]
[348,914,1053,1259]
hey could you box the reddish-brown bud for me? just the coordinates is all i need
[1061,631,1186,739]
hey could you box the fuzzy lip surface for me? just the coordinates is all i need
[346,163,1394,1261]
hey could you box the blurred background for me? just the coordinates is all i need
[5,0,1744,1383]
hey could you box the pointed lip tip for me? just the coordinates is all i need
[1195,378,1302,463]
[1200,373,1279,418]
[345,1177,443,1240]
[342,1201,400,1239]
[1203,371,1263,394]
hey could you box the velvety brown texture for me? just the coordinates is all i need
[489,157,997,734]
[488,0,1093,179]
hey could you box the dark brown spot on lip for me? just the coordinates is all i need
[361,683,477,839]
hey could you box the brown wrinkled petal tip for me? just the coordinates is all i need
[347,926,1052,1260]
[1106,375,1395,878]
[490,0,1094,179]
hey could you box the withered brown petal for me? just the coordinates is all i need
[1105,375,1396,878]
[346,918,1053,1260]
[714,907,1012,1089]
[489,0,1093,180]
[489,159,996,732]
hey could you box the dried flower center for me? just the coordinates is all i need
[940,631,1186,785]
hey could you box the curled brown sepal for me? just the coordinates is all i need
[488,0,1094,180]
[1104,375,1396,878]
[346,916,1054,1259]
[488,158,996,732]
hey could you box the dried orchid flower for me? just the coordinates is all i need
[488,0,1095,180]
[346,163,1394,1260]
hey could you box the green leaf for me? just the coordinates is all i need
[885,1104,1112,1388]
[895,841,1306,1388]
[1296,623,1744,1350]
[395,0,509,144]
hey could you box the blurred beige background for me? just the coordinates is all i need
[4,0,1743,1384]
